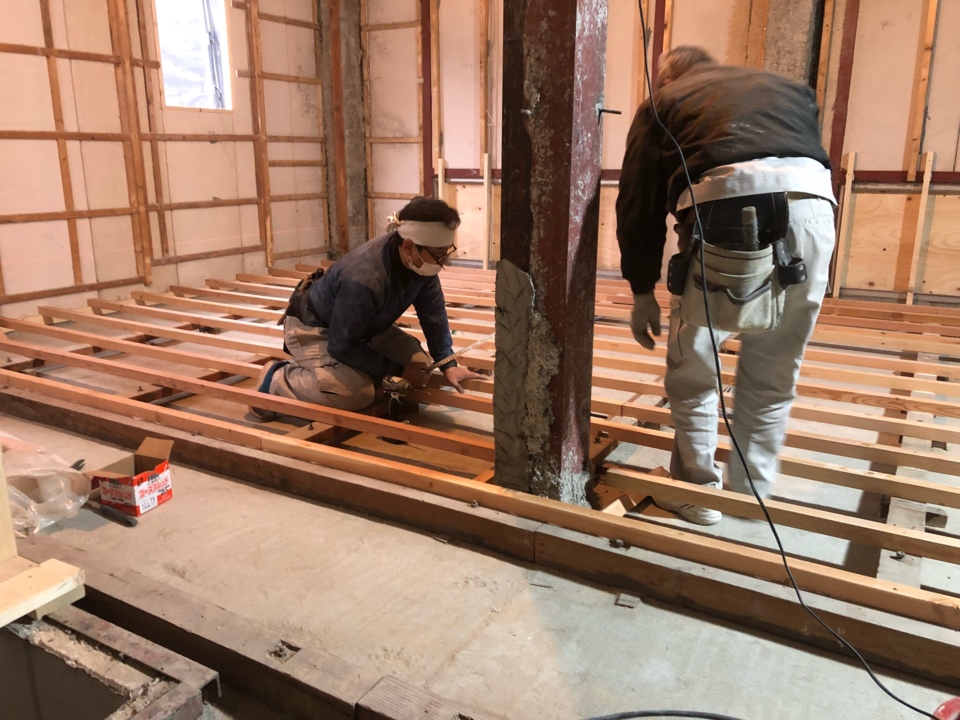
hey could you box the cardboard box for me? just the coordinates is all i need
[89,438,174,517]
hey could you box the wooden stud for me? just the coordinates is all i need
[419,0,432,197]
[430,0,442,178]
[360,0,375,239]
[152,246,261,266]
[134,0,169,257]
[108,0,152,283]
[907,152,935,303]
[905,0,940,182]
[635,0,651,108]
[482,153,492,270]
[0,453,14,562]
[745,0,769,68]
[828,0,861,189]
[0,43,120,64]
[662,0,674,55]
[321,0,347,253]
[237,69,322,85]
[245,0,273,261]
[816,0,836,127]
[37,0,82,285]
[833,152,856,295]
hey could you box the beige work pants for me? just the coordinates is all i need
[664,195,836,498]
[268,316,429,411]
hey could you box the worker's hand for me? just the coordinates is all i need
[443,365,485,393]
[630,292,662,350]
[401,361,430,388]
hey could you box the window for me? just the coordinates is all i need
[154,0,232,110]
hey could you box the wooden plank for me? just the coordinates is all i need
[0,338,495,461]
[604,468,960,565]
[107,0,151,282]
[88,298,282,336]
[816,0,836,126]
[0,558,84,627]
[0,454,15,562]
[152,246,263,267]
[906,151,934,303]
[0,316,259,377]
[430,0,442,175]
[37,0,81,285]
[37,305,284,359]
[0,207,135,225]
[745,0,768,68]
[133,0,169,257]
[828,0,862,185]
[905,0,940,181]
[131,290,278,322]
[0,43,120,64]
[328,0,349,254]
[237,69,321,85]
[245,0,273,264]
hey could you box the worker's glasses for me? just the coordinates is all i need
[418,245,457,265]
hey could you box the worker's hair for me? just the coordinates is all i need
[397,196,461,231]
[657,46,717,88]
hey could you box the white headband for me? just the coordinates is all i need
[394,220,455,248]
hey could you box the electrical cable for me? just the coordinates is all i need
[587,712,745,720]
[586,4,940,719]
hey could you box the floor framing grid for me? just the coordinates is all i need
[1,264,959,687]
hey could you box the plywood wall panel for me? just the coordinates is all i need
[239,205,260,246]
[79,141,129,209]
[293,166,324,195]
[921,194,960,295]
[55,58,82,133]
[0,55,55,132]
[368,29,420,138]
[264,80,293,136]
[295,199,325,249]
[235,143,258,197]
[0,140,66,215]
[271,201,300,254]
[164,142,243,203]
[922,0,960,169]
[292,141,322,161]
[844,193,919,292]
[259,0,286,15]
[228,7,250,73]
[603,0,641,169]
[260,18,289,75]
[61,0,113,55]
[671,0,752,65]
[5,0,46,46]
[285,25,318,78]
[232,80,254,134]
[367,0,418,25]
[372,199,407,237]
[158,107,237,134]
[270,167,298,196]
[90,216,137,282]
[438,0,479,169]
[170,207,244,256]
[76,218,96,283]
[284,0,316,23]
[176,255,244,288]
[70,60,123,133]
[843,0,922,171]
[0,222,75,295]
[288,84,321,137]
[66,141,88,210]
[371,144,421,194]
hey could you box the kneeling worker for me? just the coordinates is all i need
[250,196,483,419]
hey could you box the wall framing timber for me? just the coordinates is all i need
[2,267,960,689]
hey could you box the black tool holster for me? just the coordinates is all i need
[279,268,324,326]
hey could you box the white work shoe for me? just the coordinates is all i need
[654,484,722,526]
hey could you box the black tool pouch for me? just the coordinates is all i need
[279,268,324,326]
[667,251,692,295]
[772,240,807,287]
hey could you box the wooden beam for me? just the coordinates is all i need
[133,0,169,257]
[604,468,960,565]
[107,0,151,283]
[0,277,141,306]
[828,0,861,191]
[430,0,442,178]
[245,0,273,264]
[745,0,769,68]
[419,0,433,197]
[0,558,85,627]
[237,69,322,85]
[0,337,494,461]
[816,0,836,130]
[833,152,856,294]
[325,0,349,255]
[904,0,940,181]
[906,152,934,303]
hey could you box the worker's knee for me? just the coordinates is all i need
[322,382,375,411]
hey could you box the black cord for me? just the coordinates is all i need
[587,712,744,720]
[590,4,937,720]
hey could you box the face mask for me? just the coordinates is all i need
[407,247,442,277]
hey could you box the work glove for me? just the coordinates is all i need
[631,292,661,350]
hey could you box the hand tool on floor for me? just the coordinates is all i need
[86,489,139,528]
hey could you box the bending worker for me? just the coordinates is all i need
[250,196,483,419]
[616,47,836,525]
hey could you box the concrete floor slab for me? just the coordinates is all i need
[2,413,955,719]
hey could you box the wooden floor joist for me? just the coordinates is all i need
[3,268,960,664]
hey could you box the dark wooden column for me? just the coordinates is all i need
[493,0,608,504]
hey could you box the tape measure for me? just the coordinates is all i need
[428,332,495,370]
